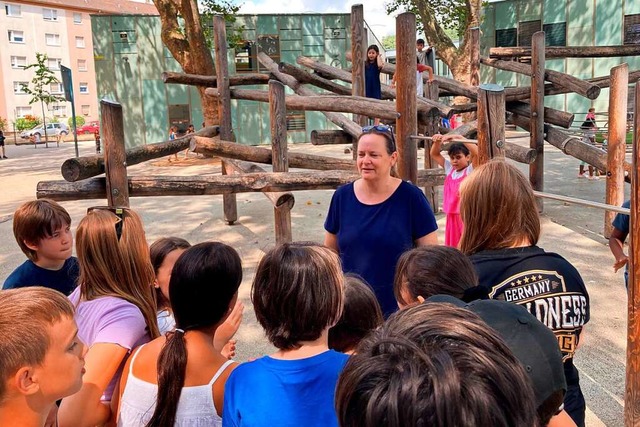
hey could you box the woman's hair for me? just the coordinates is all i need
[252,242,344,350]
[357,128,396,155]
[336,303,538,427]
[459,160,540,255]
[149,237,191,310]
[394,246,483,306]
[146,242,243,427]
[329,274,383,353]
[76,208,160,338]
[448,142,470,157]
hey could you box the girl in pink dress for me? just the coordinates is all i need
[430,134,478,247]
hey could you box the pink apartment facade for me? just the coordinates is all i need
[0,0,156,127]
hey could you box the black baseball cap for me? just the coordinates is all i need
[427,295,566,407]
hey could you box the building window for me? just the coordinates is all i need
[75,36,85,48]
[43,8,58,21]
[47,58,61,70]
[11,55,26,68]
[543,22,566,47]
[73,12,82,24]
[624,14,640,45]
[235,41,258,73]
[518,20,541,47]
[5,4,21,17]
[8,30,24,43]
[13,81,28,94]
[16,106,31,117]
[495,28,517,47]
[51,105,66,117]
[77,59,87,71]
[45,33,61,46]
[50,82,63,94]
[79,82,88,93]
[81,104,90,116]
[286,110,306,131]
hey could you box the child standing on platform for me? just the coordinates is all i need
[364,44,384,125]
[430,133,477,247]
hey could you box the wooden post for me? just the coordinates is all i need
[213,14,237,225]
[100,99,129,207]
[424,81,440,212]
[476,84,505,165]
[625,79,640,427]
[606,63,629,238]
[351,4,366,158]
[530,31,545,212]
[269,80,292,244]
[396,12,418,183]
[470,27,480,88]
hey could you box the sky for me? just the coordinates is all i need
[237,0,400,38]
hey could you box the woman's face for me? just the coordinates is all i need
[357,133,397,181]
[156,248,186,302]
[367,49,377,61]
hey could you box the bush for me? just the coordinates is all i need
[69,116,85,129]
[15,115,42,131]
[0,116,7,131]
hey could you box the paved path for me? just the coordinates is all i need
[0,137,628,426]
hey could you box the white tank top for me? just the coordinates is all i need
[117,344,234,427]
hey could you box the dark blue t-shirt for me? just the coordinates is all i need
[3,257,79,295]
[364,61,381,100]
[325,181,438,316]
[222,350,349,427]
[612,200,630,237]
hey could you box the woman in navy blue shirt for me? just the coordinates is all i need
[324,125,438,316]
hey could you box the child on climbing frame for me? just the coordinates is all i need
[364,44,384,125]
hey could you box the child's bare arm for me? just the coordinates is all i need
[429,135,446,168]
[377,52,384,69]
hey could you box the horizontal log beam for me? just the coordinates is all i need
[37,169,445,201]
[481,57,601,100]
[278,62,352,95]
[311,130,354,145]
[205,87,400,120]
[162,71,271,87]
[190,136,356,171]
[60,126,220,182]
[506,101,574,128]
[490,45,640,59]
[224,159,295,209]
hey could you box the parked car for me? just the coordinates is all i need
[19,123,68,143]
[79,121,100,134]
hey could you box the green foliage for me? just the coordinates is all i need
[21,53,66,107]
[69,115,85,128]
[0,116,6,131]
[385,0,469,38]
[381,35,396,50]
[15,115,42,131]
[199,0,245,49]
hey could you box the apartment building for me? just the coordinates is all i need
[0,0,156,127]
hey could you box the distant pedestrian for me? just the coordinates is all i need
[183,124,194,159]
[578,108,597,179]
[94,130,101,154]
[0,130,7,159]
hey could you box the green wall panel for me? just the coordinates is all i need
[92,17,117,101]
[303,34,324,46]
[279,16,301,30]
[257,16,278,34]
[235,101,262,145]
[544,94,566,112]
[592,88,609,115]
[189,86,203,130]
[280,40,302,51]
[136,18,163,80]
[302,16,323,35]
[259,102,271,145]
[280,29,302,40]
[235,16,256,30]
[544,0,566,23]
[566,58,593,79]
[595,0,623,44]
[280,50,299,64]
[518,0,542,21]
[566,93,591,119]
[567,0,593,29]
[625,0,640,14]
[496,69,517,87]
[142,79,167,144]
[305,111,327,142]
[324,15,345,28]
[495,2,517,29]
[567,26,593,45]
[289,131,306,143]
[303,45,324,56]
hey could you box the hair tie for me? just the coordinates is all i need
[175,328,185,334]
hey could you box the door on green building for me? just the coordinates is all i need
[169,104,191,134]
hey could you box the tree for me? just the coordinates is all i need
[22,53,65,147]
[382,35,396,50]
[153,0,240,127]
[386,0,482,86]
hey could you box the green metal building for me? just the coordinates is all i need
[91,14,377,147]
[480,0,640,117]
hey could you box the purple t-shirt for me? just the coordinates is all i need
[69,288,150,401]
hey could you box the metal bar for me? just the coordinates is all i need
[533,190,630,214]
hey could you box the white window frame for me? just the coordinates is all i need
[79,82,89,94]
[16,106,31,118]
[47,58,61,70]
[45,33,61,46]
[50,82,63,94]
[81,105,90,116]
[42,8,58,21]
[75,36,85,48]
[51,104,66,117]
[8,30,24,43]
[73,12,82,24]
[5,4,21,17]
[77,59,87,71]
[11,55,26,68]
[13,81,28,94]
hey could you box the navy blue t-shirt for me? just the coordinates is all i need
[365,61,382,99]
[3,257,79,295]
[612,200,630,237]
[325,181,438,316]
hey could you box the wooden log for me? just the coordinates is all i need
[36,169,446,201]
[481,57,601,100]
[490,45,640,59]
[311,130,354,145]
[278,62,352,95]
[625,80,640,426]
[224,159,294,209]
[506,101,574,129]
[162,71,271,87]
[530,32,545,212]
[190,136,356,171]
[270,80,292,244]
[396,12,418,183]
[470,27,480,88]
[476,84,506,165]
[205,87,400,120]
[424,80,440,211]
[61,126,220,182]
[101,99,129,207]
[214,14,237,224]
[351,4,367,134]
[605,64,628,238]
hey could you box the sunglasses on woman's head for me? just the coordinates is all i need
[87,206,129,241]
[362,125,397,152]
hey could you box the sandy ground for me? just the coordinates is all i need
[0,136,629,426]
